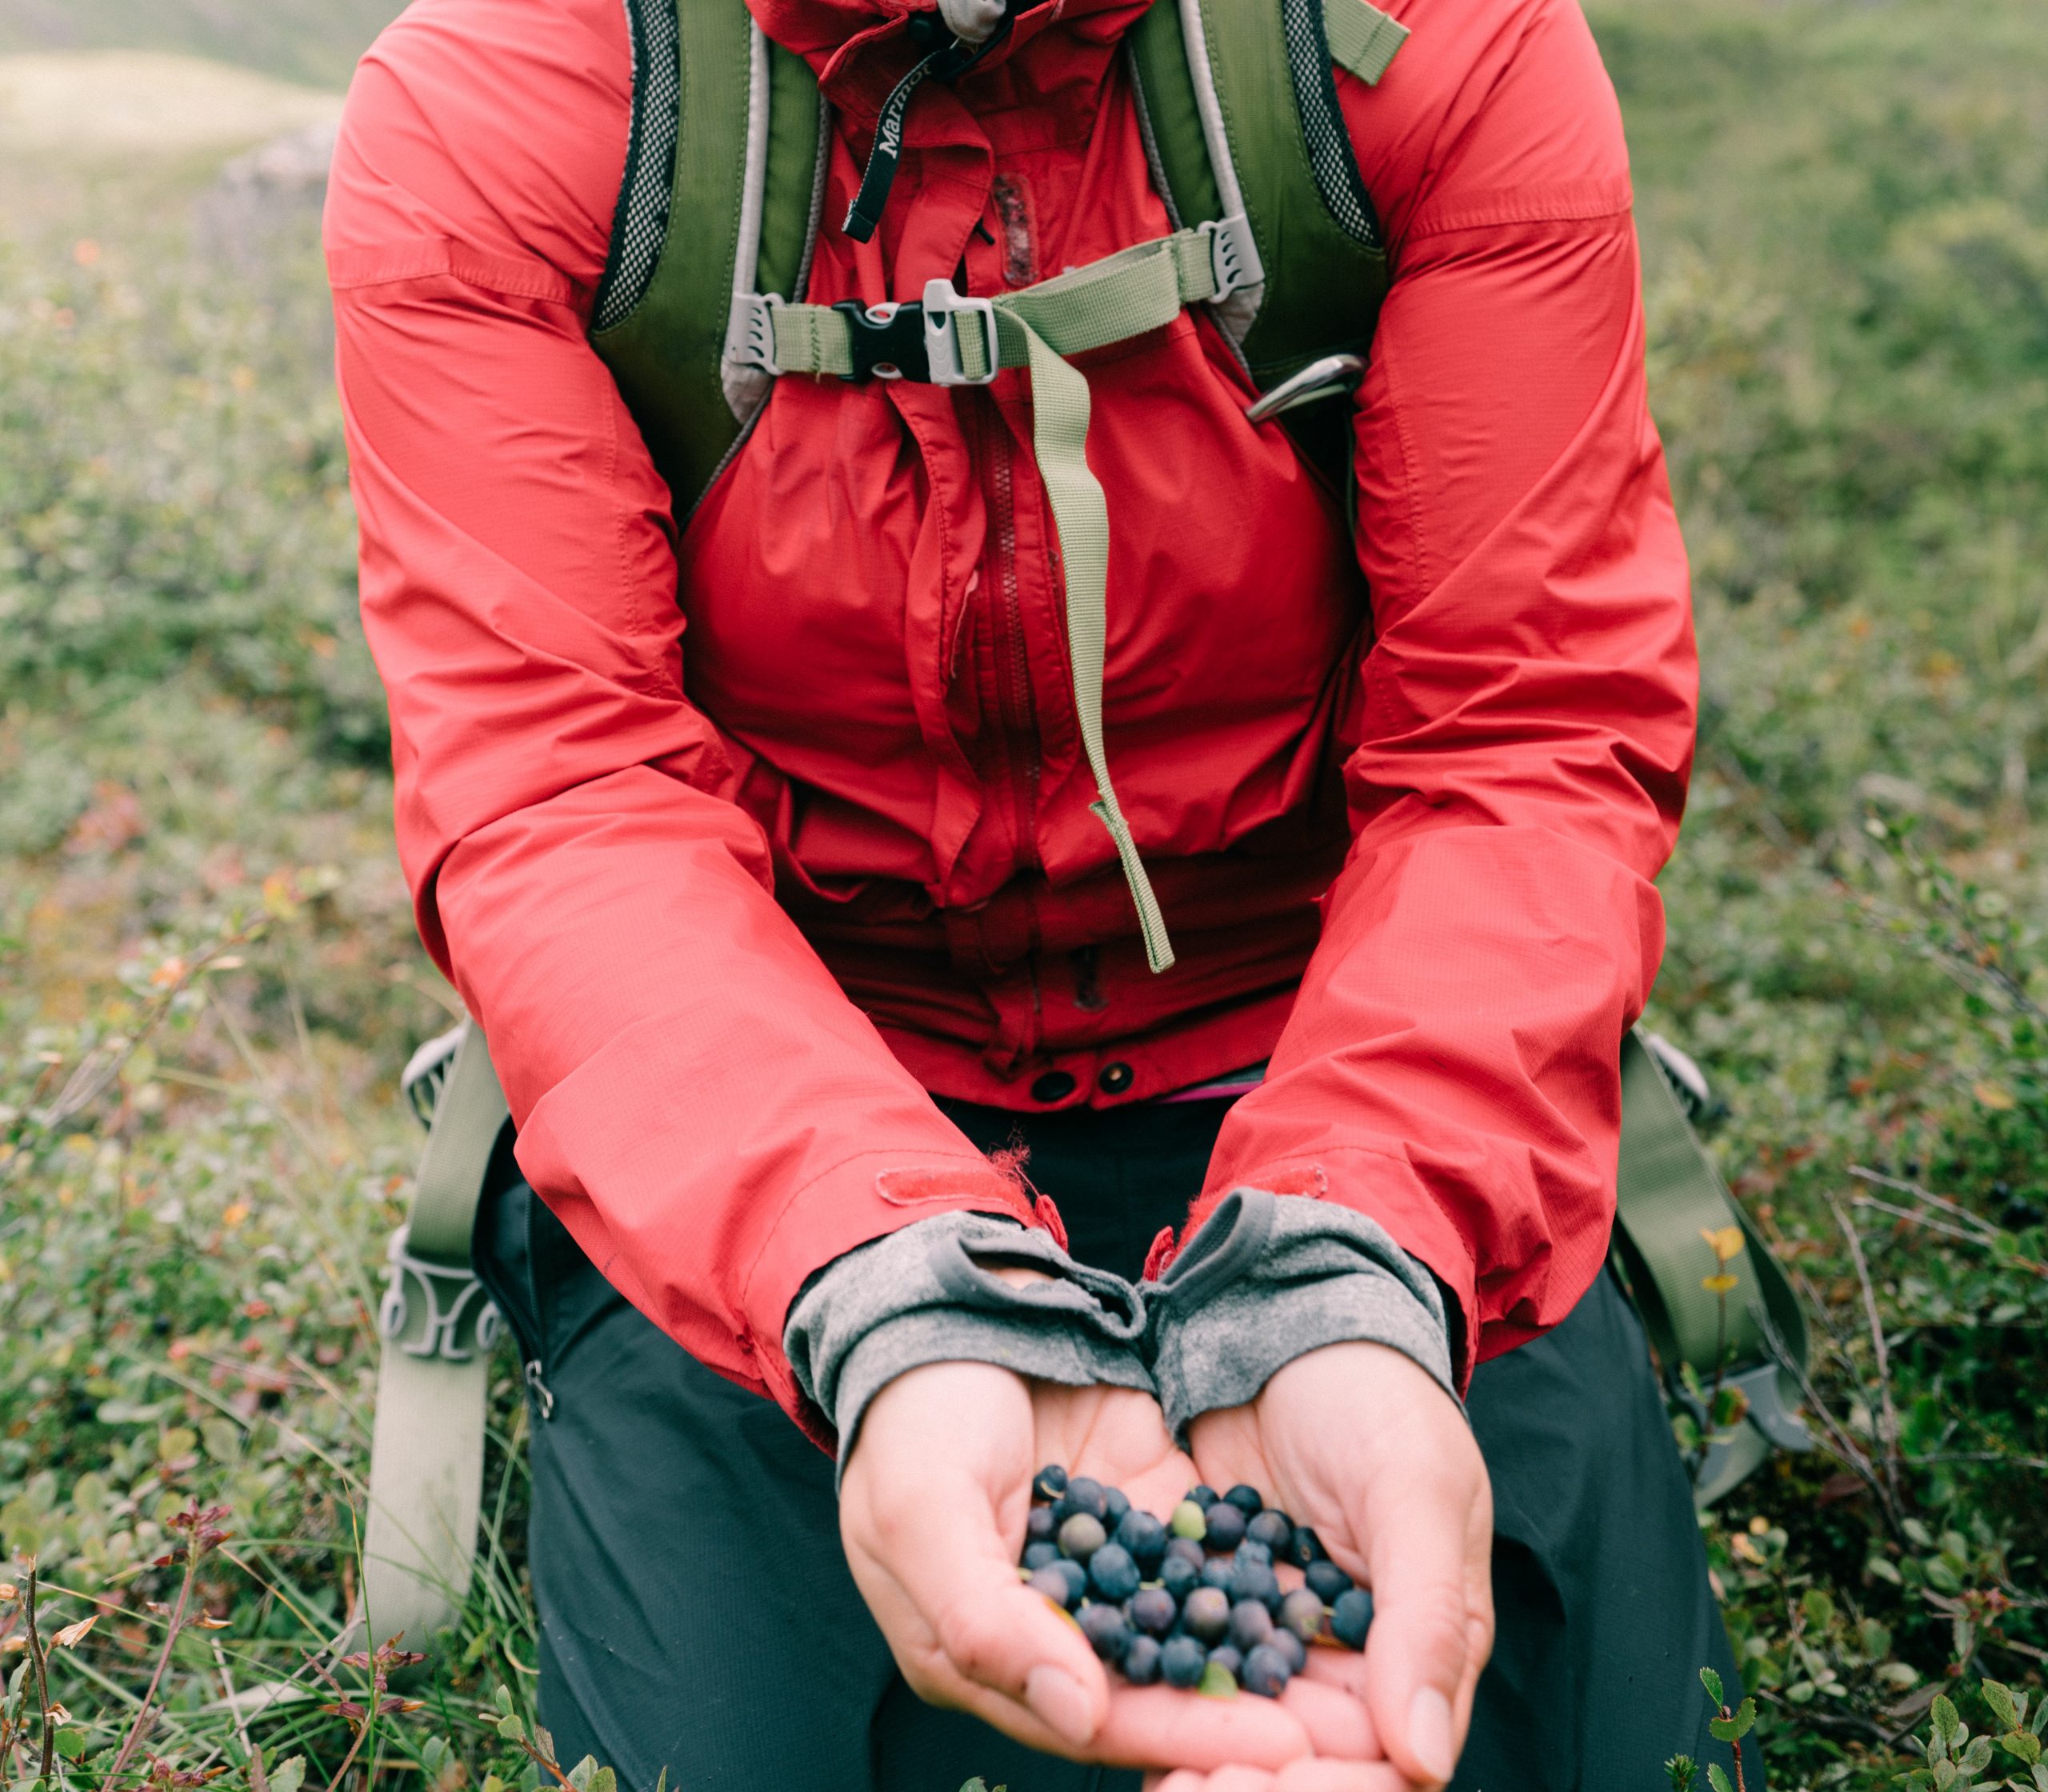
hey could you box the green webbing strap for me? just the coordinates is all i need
[359,1023,509,1658]
[1321,0,1409,87]
[766,226,1237,971]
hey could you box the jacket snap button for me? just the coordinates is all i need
[1031,1070,1078,1104]
[1097,1062,1134,1094]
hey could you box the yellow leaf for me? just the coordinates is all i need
[1699,1226,1746,1263]
[1974,1081,2018,1111]
[53,1614,98,1649]
[1702,1273,1740,1295]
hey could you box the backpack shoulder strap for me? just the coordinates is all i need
[590,0,826,519]
[1126,0,1398,391]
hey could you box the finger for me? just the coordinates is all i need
[1148,1774,1204,1792]
[1357,1457,1490,1788]
[1199,1767,1280,1792]
[1298,1645,1369,1702]
[1271,1760,1411,1792]
[1091,1682,1318,1773]
[1279,1674,1378,1760]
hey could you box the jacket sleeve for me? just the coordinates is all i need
[1195,0,1697,1381]
[326,0,1036,1430]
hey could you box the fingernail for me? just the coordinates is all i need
[1026,1664,1096,1746]
[1408,1686,1455,1783]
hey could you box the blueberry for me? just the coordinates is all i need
[1283,1524,1327,1569]
[1130,1586,1178,1637]
[1080,1602,1131,1662]
[1102,1486,1132,1530]
[1202,1502,1246,1552]
[1160,1554,1201,1602]
[1023,1540,1061,1572]
[1233,1540,1273,1569]
[1169,1499,1207,1541]
[1165,1535,1206,1570]
[1229,1560,1282,1614]
[1228,1598,1274,1653]
[1026,1505,1055,1545]
[1278,1588,1326,1643]
[1054,1477,1110,1526]
[1246,1510,1294,1557]
[1058,1512,1108,1563]
[1330,1587,1374,1650]
[1242,1643,1292,1698]
[1199,1557,1235,1593]
[1206,1645,1243,1680]
[1122,1633,1163,1686]
[1222,1484,1264,1518]
[1161,1634,1207,1689]
[1034,1464,1070,1501]
[1054,1558,1090,1607]
[1306,1559,1354,1604]
[1182,1585,1231,1645]
[1089,1542,1141,1603]
[1030,1564,1082,1610]
[1115,1510,1169,1574]
[1186,1484,1219,1509]
[1270,1628,1307,1674]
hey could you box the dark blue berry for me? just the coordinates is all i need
[1242,1643,1292,1698]
[1199,1557,1235,1593]
[1161,1634,1207,1689]
[1202,1502,1246,1553]
[1058,1512,1108,1562]
[1230,1560,1282,1614]
[1206,1645,1243,1680]
[1182,1585,1230,1645]
[1159,1555,1201,1602]
[1306,1559,1354,1604]
[1222,1484,1264,1518]
[1130,1586,1178,1637]
[1278,1589,1326,1642]
[1030,1564,1082,1610]
[1270,1628,1307,1674]
[1054,1477,1110,1526]
[1022,1540,1060,1572]
[1285,1525,1328,1569]
[1233,1540,1273,1568]
[1079,1602,1131,1662]
[1054,1559,1090,1607]
[1164,1536,1205,1571]
[1115,1510,1168,1574]
[1246,1510,1293,1557]
[1122,1633,1163,1686]
[1026,1506,1055,1544]
[1089,1542,1141,1603]
[1034,1464,1069,1501]
[1228,1598,1274,1653]
[1102,1486,1131,1530]
[1330,1587,1374,1650]
[1186,1484,1219,1509]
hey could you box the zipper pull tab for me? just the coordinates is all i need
[523,1358,556,1421]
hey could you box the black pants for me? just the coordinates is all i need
[474,1096,1758,1792]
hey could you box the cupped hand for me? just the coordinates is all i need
[1161,1341,1494,1792]
[839,1361,1322,1775]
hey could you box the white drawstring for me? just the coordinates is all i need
[938,0,1006,43]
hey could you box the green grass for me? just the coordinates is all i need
[1,3,2045,1789]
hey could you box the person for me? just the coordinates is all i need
[326,0,1751,1785]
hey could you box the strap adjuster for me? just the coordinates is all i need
[921,279,998,386]
[1199,213,1264,300]
[725,290,785,378]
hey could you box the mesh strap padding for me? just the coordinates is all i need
[594,0,682,333]
[1281,0,1382,249]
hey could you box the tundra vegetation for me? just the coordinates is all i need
[0,2,2042,1788]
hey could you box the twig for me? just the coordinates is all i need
[1850,1195,2002,1251]
[25,1565,56,1783]
[1756,1303,1902,1538]
[212,1637,262,1789]
[1846,1166,2002,1239]
[108,1539,202,1781]
[1829,1194,1902,1518]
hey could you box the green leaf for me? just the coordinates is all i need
[1802,1589,1837,1630]
[1984,1683,2021,1733]
[269,1756,307,1792]
[565,1758,596,1792]
[961,1783,989,1792]
[1962,1736,1995,1774]
[53,1730,86,1762]
[2002,1736,2043,1769]
[1707,1765,1733,1792]
[1710,1699,1758,1742]
[495,1715,527,1744]
[494,1686,515,1717]
[1198,1661,1238,1698]
[532,1727,557,1770]
[1938,1698,1965,1746]
[1700,1666,1726,1709]
[588,1770,616,1792]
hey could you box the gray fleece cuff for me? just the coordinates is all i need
[1144,1188,1460,1442]
[783,1213,1153,1472]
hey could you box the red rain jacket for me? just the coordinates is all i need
[326,0,1694,1427]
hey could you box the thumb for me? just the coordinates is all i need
[1356,1462,1486,1787]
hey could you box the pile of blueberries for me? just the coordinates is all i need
[1020,1467,1371,1699]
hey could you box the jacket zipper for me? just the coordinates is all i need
[983,401,1042,872]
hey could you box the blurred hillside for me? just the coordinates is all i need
[0,0,402,89]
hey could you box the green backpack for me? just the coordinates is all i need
[353,0,1810,1662]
